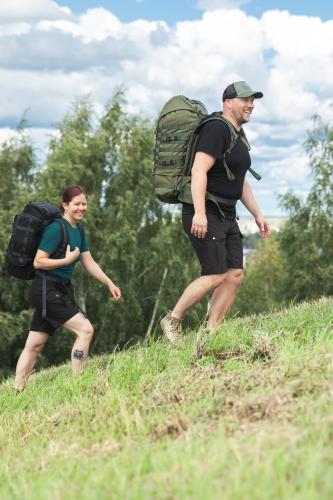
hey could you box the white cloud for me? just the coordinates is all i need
[196,0,250,11]
[0,5,332,213]
[0,0,70,22]
[0,22,31,37]
[39,8,123,42]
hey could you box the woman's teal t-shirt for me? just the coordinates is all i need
[38,218,89,281]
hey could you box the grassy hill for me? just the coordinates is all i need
[1,298,333,499]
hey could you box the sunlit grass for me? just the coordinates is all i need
[1,297,333,499]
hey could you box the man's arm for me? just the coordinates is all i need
[191,152,215,239]
[241,179,270,238]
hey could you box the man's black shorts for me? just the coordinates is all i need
[30,276,80,335]
[182,203,243,276]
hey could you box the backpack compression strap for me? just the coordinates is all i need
[41,218,69,318]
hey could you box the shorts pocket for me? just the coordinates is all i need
[47,290,66,304]
[195,234,226,275]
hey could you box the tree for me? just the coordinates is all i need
[0,131,37,379]
[232,234,287,316]
[0,93,204,380]
[278,117,333,301]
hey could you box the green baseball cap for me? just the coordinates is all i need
[222,81,263,101]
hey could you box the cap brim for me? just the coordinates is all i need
[237,90,263,99]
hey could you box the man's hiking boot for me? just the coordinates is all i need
[160,311,183,348]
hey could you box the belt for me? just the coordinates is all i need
[179,179,237,219]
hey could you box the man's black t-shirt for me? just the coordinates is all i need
[194,119,251,217]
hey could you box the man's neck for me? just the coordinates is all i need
[221,112,241,132]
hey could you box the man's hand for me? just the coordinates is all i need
[191,213,208,239]
[255,216,270,238]
[108,282,122,301]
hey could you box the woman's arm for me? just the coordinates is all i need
[81,251,121,300]
[34,245,80,270]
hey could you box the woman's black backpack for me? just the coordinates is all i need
[6,202,69,280]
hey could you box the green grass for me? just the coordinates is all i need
[1,297,333,499]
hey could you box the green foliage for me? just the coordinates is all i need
[0,131,38,378]
[3,101,331,380]
[0,93,202,378]
[234,117,333,317]
[279,117,333,300]
[233,234,287,316]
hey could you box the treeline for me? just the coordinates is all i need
[234,116,333,315]
[0,95,332,379]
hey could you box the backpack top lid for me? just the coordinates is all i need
[24,201,62,220]
[157,95,208,122]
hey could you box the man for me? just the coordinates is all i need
[160,81,270,347]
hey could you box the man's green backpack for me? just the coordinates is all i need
[152,95,260,205]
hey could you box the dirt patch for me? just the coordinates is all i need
[152,413,190,441]
[228,390,293,423]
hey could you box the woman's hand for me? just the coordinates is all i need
[108,282,122,301]
[64,245,80,264]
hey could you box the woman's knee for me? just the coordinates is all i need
[25,337,46,353]
[24,331,48,353]
[78,322,94,342]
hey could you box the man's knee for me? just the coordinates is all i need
[227,269,244,287]
[208,273,227,289]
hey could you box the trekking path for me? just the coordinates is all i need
[1,298,333,499]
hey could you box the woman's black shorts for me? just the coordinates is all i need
[30,276,80,335]
[182,203,243,276]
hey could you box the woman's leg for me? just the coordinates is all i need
[63,313,94,375]
[13,331,49,390]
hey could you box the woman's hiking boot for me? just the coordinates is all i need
[160,311,183,348]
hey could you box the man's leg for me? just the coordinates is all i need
[161,274,226,346]
[207,268,244,330]
[172,273,227,320]
[63,313,94,375]
[13,331,49,390]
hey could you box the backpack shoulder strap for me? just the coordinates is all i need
[198,114,237,181]
[77,223,85,250]
[50,218,69,259]
[199,113,261,181]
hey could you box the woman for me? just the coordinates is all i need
[13,185,121,390]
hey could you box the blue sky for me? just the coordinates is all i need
[59,0,333,23]
[0,0,332,215]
